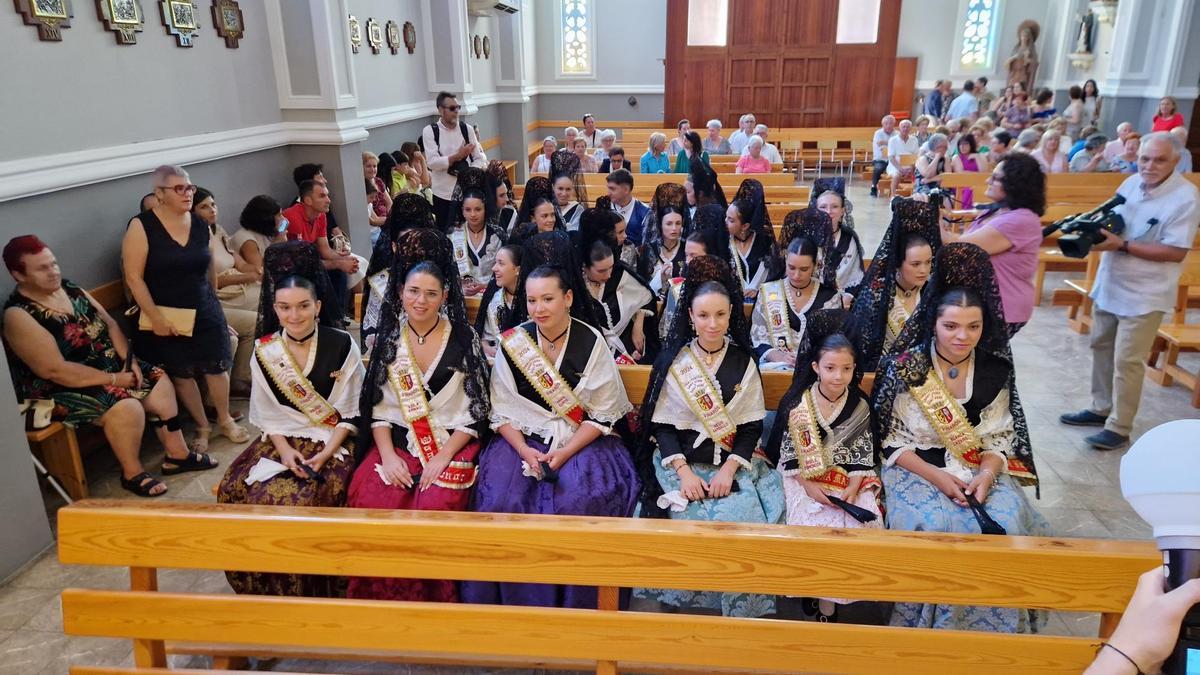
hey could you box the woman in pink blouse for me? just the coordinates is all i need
[735,136,772,174]
[939,152,1045,335]
[1030,132,1068,174]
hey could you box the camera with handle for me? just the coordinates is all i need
[1041,194,1127,259]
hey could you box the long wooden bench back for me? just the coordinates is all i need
[526,171,796,188]
[57,499,1157,674]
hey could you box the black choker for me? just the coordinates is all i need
[285,328,316,344]
[697,339,725,355]
[538,324,570,353]
[816,383,847,404]
[788,279,813,296]
[896,280,920,298]
[935,348,972,379]
[408,318,440,345]
[733,231,753,243]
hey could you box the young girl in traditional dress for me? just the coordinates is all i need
[515,176,565,236]
[874,243,1048,632]
[632,254,784,618]
[579,207,659,363]
[217,241,364,597]
[767,309,882,622]
[462,232,639,609]
[447,168,505,297]
[346,229,490,602]
[475,243,522,362]
[846,198,941,373]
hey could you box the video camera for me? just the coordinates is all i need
[926,187,948,210]
[1041,194,1126,259]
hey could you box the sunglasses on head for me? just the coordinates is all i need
[157,184,197,196]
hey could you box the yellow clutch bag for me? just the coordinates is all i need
[136,306,196,337]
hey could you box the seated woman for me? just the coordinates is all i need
[346,229,490,602]
[515,176,565,236]
[362,194,436,348]
[751,235,843,372]
[571,136,599,173]
[637,185,690,298]
[462,233,639,609]
[846,199,941,373]
[640,133,672,174]
[685,155,728,223]
[595,195,640,269]
[447,168,506,297]
[193,188,261,397]
[809,178,866,294]
[658,208,726,343]
[475,243,522,362]
[673,131,710,173]
[1111,133,1141,173]
[767,309,881,621]
[950,134,989,174]
[874,243,1047,632]
[1030,132,1067,174]
[487,160,519,235]
[217,241,364,597]
[632,254,783,618]
[914,133,949,195]
[580,207,659,363]
[2,236,211,497]
[551,150,587,231]
[735,136,773,174]
[725,179,781,300]
[231,195,286,276]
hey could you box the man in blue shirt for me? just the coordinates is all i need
[946,80,979,121]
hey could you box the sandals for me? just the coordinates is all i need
[162,450,219,476]
[121,472,167,497]
[213,419,252,444]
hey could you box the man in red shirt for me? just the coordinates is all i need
[281,181,361,321]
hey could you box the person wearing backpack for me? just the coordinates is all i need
[421,92,488,231]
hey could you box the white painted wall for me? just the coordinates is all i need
[529,0,665,90]
[346,0,432,112]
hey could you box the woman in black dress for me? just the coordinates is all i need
[122,165,251,456]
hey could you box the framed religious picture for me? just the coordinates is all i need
[385,19,400,55]
[14,0,74,41]
[483,35,490,59]
[210,0,243,48]
[159,0,199,46]
[472,34,481,59]
[348,13,361,53]
[365,16,382,54]
[402,20,415,54]
[96,0,142,44]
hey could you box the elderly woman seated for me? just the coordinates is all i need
[2,236,217,497]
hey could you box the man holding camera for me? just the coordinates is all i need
[1061,133,1199,450]
[422,92,488,231]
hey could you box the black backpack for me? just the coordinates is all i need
[419,121,472,176]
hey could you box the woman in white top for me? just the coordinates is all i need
[530,136,556,174]
[551,150,587,231]
[1030,132,1068,174]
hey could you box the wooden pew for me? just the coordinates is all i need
[525,171,797,188]
[24,278,128,500]
[58,499,1157,674]
[1145,252,1200,408]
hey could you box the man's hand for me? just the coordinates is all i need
[1092,229,1124,252]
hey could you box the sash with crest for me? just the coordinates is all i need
[908,367,1036,480]
[886,291,912,345]
[386,325,476,489]
[786,390,882,493]
[669,347,737,451]
[449,229,471,276]
[501,327,586,428]
[761,280,795,352]
[255,333,341,427]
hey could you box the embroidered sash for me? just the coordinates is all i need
[501,327,586,428]
[787,390,833,479]
[367,270,389,300]
[907,368,1034,479]
[761,280,795,352]
[885,292,912,346]
[449,229,471,276]
[387,325,476,489]
[669,347,737,451]
[255,333,340,427]
[668,277,684,302]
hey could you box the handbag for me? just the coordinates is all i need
[130,306,196,337]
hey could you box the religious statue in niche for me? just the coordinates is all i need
[96,0,143,44]
[159,0,200,47]
[1074,11,1096,55]
[1005,20,1040,93]
[14,0,74,41]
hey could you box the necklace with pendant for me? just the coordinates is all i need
[408,318,439,345]
[936,348,972,379]
[697,338,725,367]
[538,324,570,353]
[788,278,813,298]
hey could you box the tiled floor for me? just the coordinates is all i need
[1,181,1197,674]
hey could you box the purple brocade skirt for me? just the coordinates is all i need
[460,434,640,608]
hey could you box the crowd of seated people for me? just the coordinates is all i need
[4,91,1197,633]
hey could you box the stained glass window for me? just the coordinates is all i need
[560,0,592,76]
[959,0,1000,69]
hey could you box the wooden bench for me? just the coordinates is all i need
[24,279,128,501]
[1146,324,1200,408]
[526,171,797,188]
[57,499,1158,674]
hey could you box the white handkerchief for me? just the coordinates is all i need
[520,461,539,479]
[245,457,288,485]
[656,490,689,512]
[373,462,392,486]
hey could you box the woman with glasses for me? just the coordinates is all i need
[938,153,1045,336]
[122,165,251,458]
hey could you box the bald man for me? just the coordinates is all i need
[870,114,897,197]
[1061,133,1200,450]
[1103,122,1134,163]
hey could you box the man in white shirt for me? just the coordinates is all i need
[1061,133,1200,450]
[1103,122,1134,164]
[739,124,782,165]
[870,114,896,197]
[886,119,918,196]
[728,113,756,155]
[422,92,488,230]
[945,79,979,122]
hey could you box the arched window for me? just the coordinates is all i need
[559,0,593,77]
[958,0,1002,70]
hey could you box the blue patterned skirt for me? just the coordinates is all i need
[883,463,1050,632]
[633,450,785,617]
[461,434,639,608]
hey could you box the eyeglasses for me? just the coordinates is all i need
[441,105,461,112]
[157,183,197,195]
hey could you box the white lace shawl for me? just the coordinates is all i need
[750,280,842,366]
[594,270,654,355]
